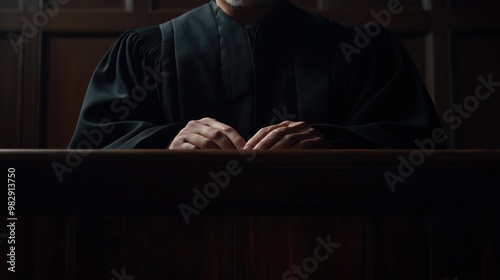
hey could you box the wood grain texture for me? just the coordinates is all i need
[0,36,21,148]
[43,35,118,148]
[451,32,500,148]
[0,150,498,280]
[44,0,125,10]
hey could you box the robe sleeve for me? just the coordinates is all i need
[311,24,447,149]
[68,27,185,149]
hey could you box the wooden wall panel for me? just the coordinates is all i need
[43,35,118,148]
[371,215,430,279]
[0,0,20,10]
[45,0,125,10]
[0,35,21,148]
[451,0,500,9]
[0,215,70,280]
[234,215,364,280]
[399,34,428,90]
[431,213,496,279]
[335,0,423,10]
[155,0,213,10]
[75,214,233,280]
[451,32,500,148]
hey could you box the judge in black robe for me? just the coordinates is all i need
[68,0,446,149]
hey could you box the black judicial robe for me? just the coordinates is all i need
[69,0,445,149]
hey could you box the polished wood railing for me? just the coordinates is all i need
[0,150,499,280]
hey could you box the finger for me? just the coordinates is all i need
[268,123,315,149]
[291,137,330,149]
[251,122,313,150]
[169,137,200,150]
[183,133,220,149]
[244,121,291,150]
[269,132,311,149]
[253,124,307,150]
[252,126,289,150]
[194,124,240,149]
[178,142,199,150]
[198,118,246,149]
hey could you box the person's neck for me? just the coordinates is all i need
[215,0,284,25]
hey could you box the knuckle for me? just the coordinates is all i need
[258,127,271,134]
[187,120,197,127]
[295,121,307,128]
[277,127,288,133]
[209,129,223,140]
[221,125,234,133]
[283,133,294,141]
[176,130,188,137]
[271,127,287,137]
[200,138,212,149]
[281,136,291,144]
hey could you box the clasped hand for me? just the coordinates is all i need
[169,117,330,150]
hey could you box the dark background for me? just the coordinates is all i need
[1,0,499,149]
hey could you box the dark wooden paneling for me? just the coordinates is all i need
[426,1,454,147]
[399,34,428,88]
[43,0,125,10]
[155,0,211,10]
[431,213,496,280]
[0,0,20,10]
[371,215,430,279]
[451,0,500,9]
[1,150,499,279]
[336,0,423,10]
[0,215,70,280]
[0,35,21,148]
[234,215,364,280]
[75,214,233,280]
[451,32,500,148]
[43,35,118,148]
